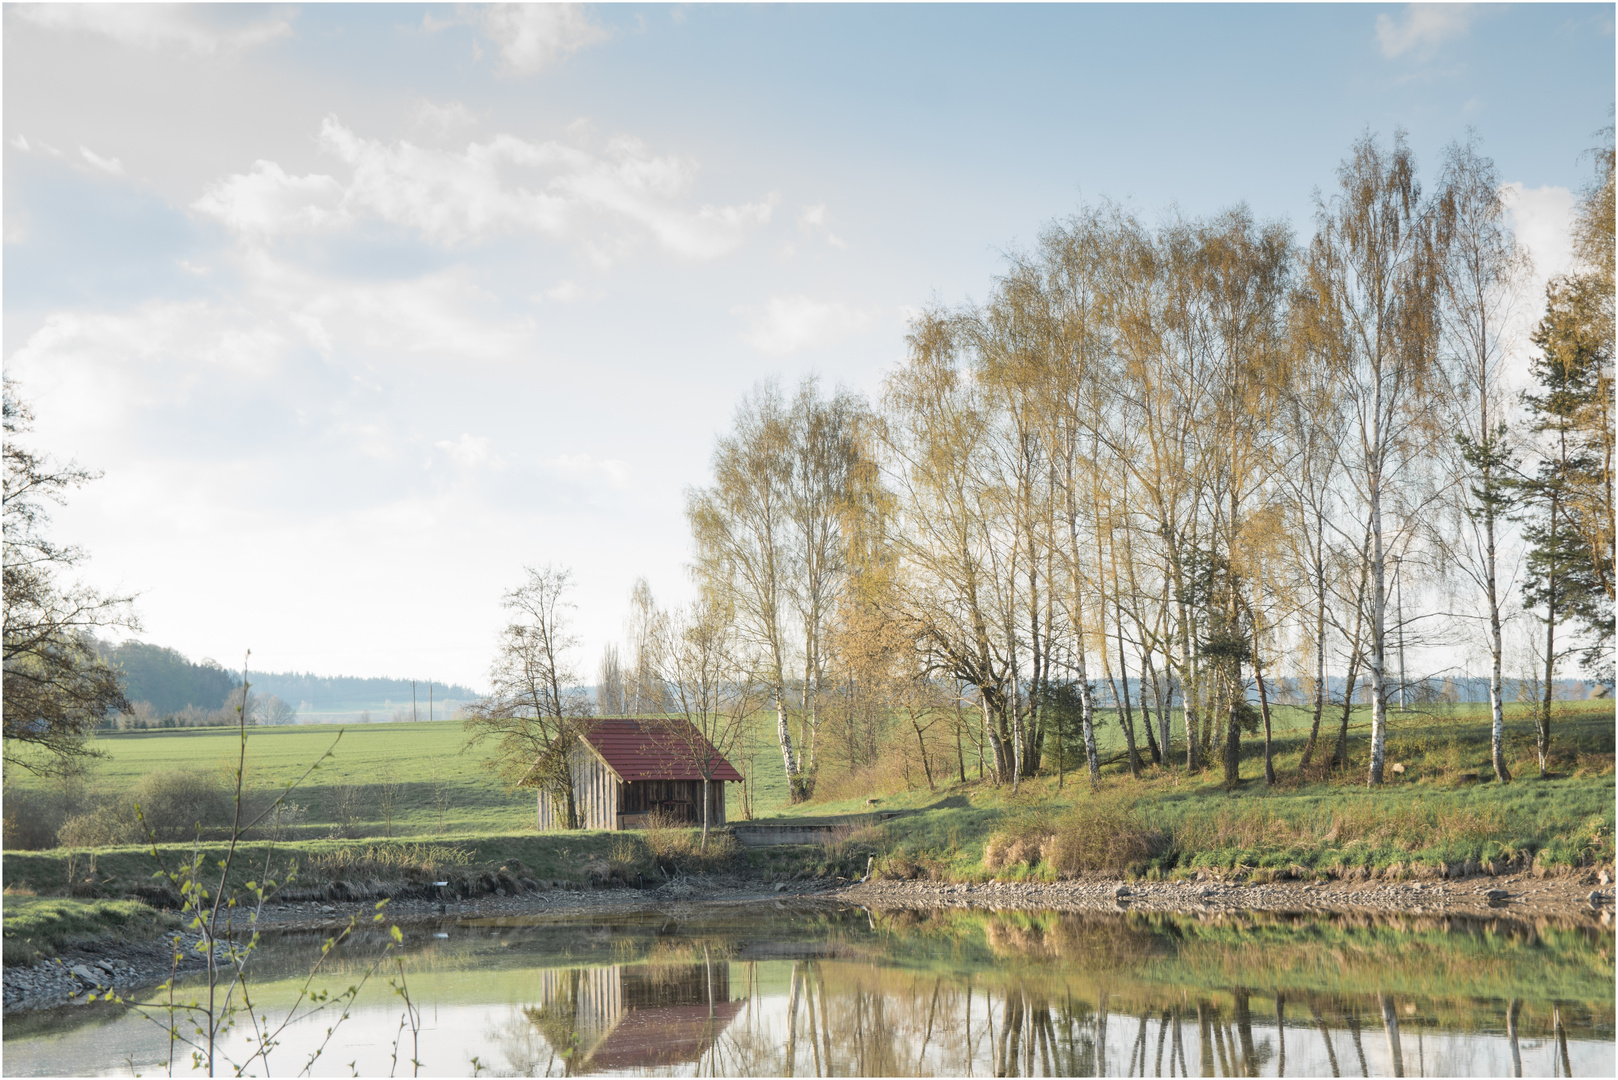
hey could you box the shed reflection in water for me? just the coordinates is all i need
[523,957,743,1074]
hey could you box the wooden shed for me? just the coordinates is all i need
[537,717,744,831]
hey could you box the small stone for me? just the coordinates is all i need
[1114,886,1132,899]
[1486,889,1509,902]
[1589,891,1604,908]
[1391,762,1405,775]
[1600,870,1612,886]
[69,965,100,983]
[774,883,788,892]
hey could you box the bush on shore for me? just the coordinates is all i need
[983,803,1164,878]
[6,770,308,850]
[640,809,740,874]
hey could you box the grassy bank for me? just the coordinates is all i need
[1,832,644,901]
[1,896,179,967]
[2,699,1611,891]
[793,699,1616,882]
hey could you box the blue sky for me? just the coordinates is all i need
[4,3,1613,689]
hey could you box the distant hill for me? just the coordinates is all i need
[94,640,482,723]
[98,640,241,715]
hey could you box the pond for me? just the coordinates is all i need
[3,901,1612,1076]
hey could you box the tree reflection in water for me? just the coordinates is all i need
[512,905,1611,1076]
[4,904,1608,1076]
[471,905,1611,1076]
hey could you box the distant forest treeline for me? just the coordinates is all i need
[95,640,479,725]
[97,640,241,717]
[246,670,479,712]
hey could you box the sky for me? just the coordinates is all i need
[4,2,1614,691]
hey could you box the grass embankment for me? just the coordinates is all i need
[2,700,1611,895]
[1,895,179,967]
[789,700,1617,882]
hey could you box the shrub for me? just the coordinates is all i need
[641,809,739,873]
[605,836,646,884]
[983,832,1048,873]
[54,769,235,848]
[1045,805,1164,878]
[983,807,1060,873]
[2,782,66,850]
[131,769,232,842]
[58,800,138,847]
[880,851,947,880]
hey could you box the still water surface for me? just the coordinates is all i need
[3,902,1612,1077]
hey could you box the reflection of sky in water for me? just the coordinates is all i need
[3,907,1612,1077]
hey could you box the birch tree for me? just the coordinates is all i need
[687,382,804,797]
[1301,131,1445,786]
[880,312,1021,784]
[1434,135,1529,782]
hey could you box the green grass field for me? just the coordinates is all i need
[2,698,1611,901]
[6,714,806,840]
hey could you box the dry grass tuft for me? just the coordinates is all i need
[304,843,475,881]
[640,809,740,872]
[1045,805,1163,878]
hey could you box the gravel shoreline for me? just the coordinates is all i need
[6,872,1610,1016]
[843,872,1617,923]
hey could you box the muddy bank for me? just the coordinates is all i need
[1,933,227,1016]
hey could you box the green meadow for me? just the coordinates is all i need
[1,698,1612,903]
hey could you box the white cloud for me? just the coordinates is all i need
[412,99,478,136]
[543,279,585,303]
[13,3,293,53]
[7,253,540,454]
[437,433,498,467]
[192,117,777,261]
[798,202,848,248]
[543,453,630,490]
[736,295,874,355]
[420,3,608,76]
[1500,181,1576,283]
[10,135,62,158]
[194,160,348,237]
[244,254,537,362]
[1375,4,1478,59]
[476,3,608,75]
[78,145,124,175]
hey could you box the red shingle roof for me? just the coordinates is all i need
[579,718,743,782]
